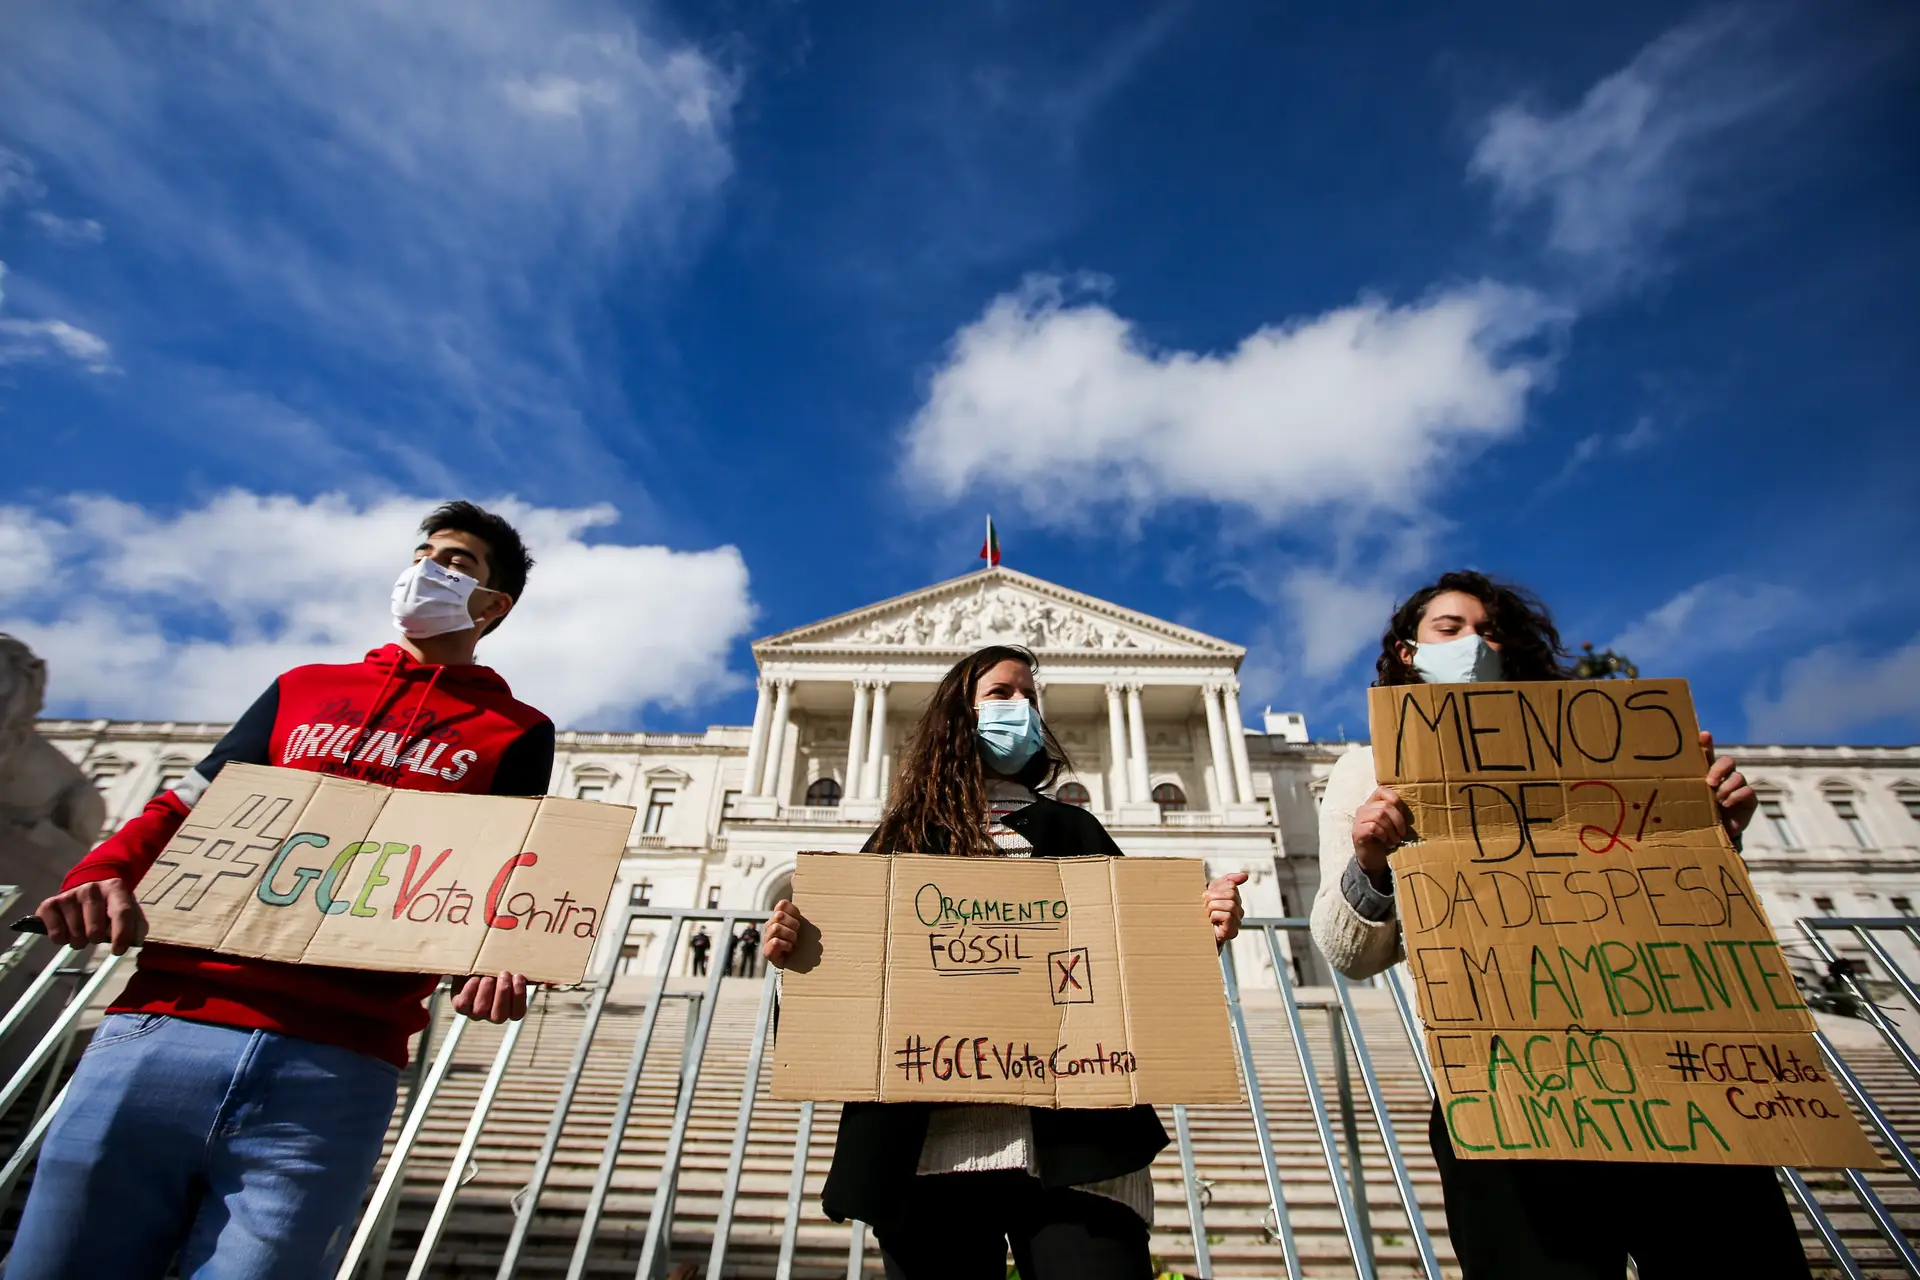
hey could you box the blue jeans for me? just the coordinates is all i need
[7,1014,400,1280]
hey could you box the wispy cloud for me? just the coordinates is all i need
[26,210,104,245]
[1470,7,1788,288]
[1605,575,1804,673]
[0,1,738,490]
[0,262,111,373]
[0,491,756,726]
[1743,635,1920,742]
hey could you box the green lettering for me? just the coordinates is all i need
[1750,941,1802,1011]
[1445,1097,1494,1152]
[1709,939,1762,1010]
[1485,1034,1527,1092]
[1590,1096,1635,1151]
[1600,940,1655,1016]
[1571,1098,1612,1151]
[1684,1100,1730,1153]
[1489,1095,1532,1151]
[1685,942,1730,1012]
[316,841,378,915]
[1528,946,1580,1020]
[257,833,330,907]
[350,842,411,918]
[1644,941,1700,1013]
[1640,1099,1688,1152]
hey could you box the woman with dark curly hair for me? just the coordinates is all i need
[763,644,1246,1279]
[1310,570,1809,1279]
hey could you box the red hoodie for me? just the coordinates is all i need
[63,644,556,1067]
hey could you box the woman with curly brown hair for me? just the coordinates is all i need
[763,644,1246,1280]
[1311,570,1810,1280]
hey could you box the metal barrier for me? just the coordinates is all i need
[0,908,1914,1278]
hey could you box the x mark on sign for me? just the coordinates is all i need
[1055,953,1083,993]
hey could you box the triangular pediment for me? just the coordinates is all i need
[754,568,1242,659]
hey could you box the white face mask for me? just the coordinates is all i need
[391,558,482,639]
[1410,633,1505,684]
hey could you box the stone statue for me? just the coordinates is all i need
[0,634,107,1082]
[0,635,104,859]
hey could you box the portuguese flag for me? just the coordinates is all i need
[979,515,1001,567]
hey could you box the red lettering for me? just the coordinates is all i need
[389,845,453,919]
[485,852,539,928]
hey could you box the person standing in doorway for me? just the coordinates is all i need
[689,927,711,976]
[12,502,552,1280]
[736,921,761,977]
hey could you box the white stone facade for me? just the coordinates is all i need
[34,568,1920,989]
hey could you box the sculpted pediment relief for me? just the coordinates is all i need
[758,570,1239,657]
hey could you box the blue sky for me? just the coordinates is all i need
[1,1,1915,744]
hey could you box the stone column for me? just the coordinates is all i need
[1202,682,1235,812]
[742,678,773,797]
[1105,684,1130,807]
[845,679,871,799]
[862,680,890,800]
[1126,683,1151,803]
[760,679,792,798]
[1224,680,1255,805]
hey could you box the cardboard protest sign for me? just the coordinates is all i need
[772,853,1241,1107]
[1372,678,1878,1167]
[137,763,633,986]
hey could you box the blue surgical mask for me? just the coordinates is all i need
[976,698,1045,772]
[1411,634,1505,684]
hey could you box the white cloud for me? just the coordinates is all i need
[0,491,756,727]
[902,275,1560,524]
[0,262,112,372]
[1281,570,1396,680]
[1606,576,1803,672]
[0,2,737,479]
[0,146,43,207]
[27,210,104,245]
[1743,637,1920,742]
[1471,9,1779,284]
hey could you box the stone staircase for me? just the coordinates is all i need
[348,977,1920,1279]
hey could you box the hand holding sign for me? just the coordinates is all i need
[452,971,529,1023]
[1203,871,1247,943]
[36,878,148,955]
[764,898,803,968]
[1352,786,1412,882]
[1701,732,1758,839]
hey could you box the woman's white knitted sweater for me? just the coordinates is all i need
[1308,748,1407,981]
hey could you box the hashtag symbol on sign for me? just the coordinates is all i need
[1666,1039,1703,1082]
[894,1035,930,1083]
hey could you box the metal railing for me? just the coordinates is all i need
[0,911,1913,1278]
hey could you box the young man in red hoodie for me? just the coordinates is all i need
[10,501,558,1280]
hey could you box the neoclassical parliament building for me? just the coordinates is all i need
[39,567,1920,988]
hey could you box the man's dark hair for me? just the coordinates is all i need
[420,501,533,635]
[1374,570,1568,686]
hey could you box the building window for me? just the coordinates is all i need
[1151,783,1187,813]
[805,778,843,807]
[720,790,741,824]
[630,880,652,906]
[87,756,129,788]
[1812,896,1835,915]
[642,788,675,835]
[576,782,606,801]
[1757,794,1800,849]
[1893,896,1914,917]
[1897,789,1920,824]
[151,760,193,799]
[1055,782,1091,808]
[1827,793,1873,849]
[706,886,722,909]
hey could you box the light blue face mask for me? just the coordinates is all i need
[1410,634,1505,684]
[976,698,1045,772]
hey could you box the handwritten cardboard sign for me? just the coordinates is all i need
[1372,678,1878,1167]
[771,852,1241,1107]
[137,763,633,986]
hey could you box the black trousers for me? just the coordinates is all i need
[1430,1104,1812,1279]
[874,1171,1152,1280]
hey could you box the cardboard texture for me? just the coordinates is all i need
[138,763,633,986]
[772,852,1242,1107]
[1372,679,1879,1168]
